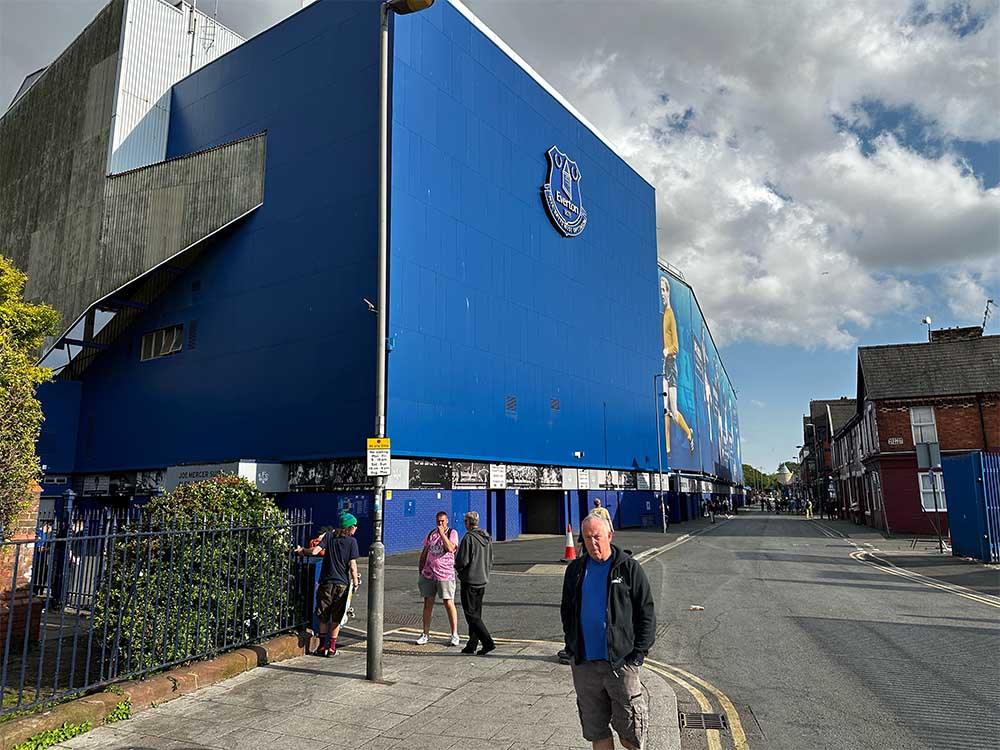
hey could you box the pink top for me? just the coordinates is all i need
[421,528,458,581]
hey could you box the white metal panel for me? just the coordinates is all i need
[109,0,243,174]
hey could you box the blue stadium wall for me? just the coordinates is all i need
[32,0,742,552]
[385,1,661,470]
[61,1,382,474]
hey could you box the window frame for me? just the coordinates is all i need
[140,324,184,362]
[917,470,947,512]
[909,406,938,444]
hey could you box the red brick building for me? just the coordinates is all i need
[833,327,1000,535]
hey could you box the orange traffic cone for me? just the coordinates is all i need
[561,524,576,562]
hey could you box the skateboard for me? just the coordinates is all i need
[339,583,357,628]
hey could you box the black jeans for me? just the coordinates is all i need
[460,582,494,648]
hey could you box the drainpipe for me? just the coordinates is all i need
[976,394,989,450]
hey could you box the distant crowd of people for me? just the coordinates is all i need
[753,493,837,520]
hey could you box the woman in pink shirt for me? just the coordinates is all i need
[415,511,460,646]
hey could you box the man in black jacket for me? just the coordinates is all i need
[561,512,656,750]
[455,511,496,655]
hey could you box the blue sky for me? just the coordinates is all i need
[4,0,998,474]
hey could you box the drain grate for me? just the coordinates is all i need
[679,712,728,731]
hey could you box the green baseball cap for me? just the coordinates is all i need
[339,511,358,529]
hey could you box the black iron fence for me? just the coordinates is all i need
[1,509,312,717]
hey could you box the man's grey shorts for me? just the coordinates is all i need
[571,659,648,748]
[418,575,456,600]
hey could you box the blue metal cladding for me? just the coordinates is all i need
[68,1,383,472]
[943,452,1000,563]
[378,489,487,555]
[387,2,661,471]
[35,381,82,474]
[657,267,742,482]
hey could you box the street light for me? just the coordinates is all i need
[804,422,822,516]
[368,0,436,685]
[652,373,669,533]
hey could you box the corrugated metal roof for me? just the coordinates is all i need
[859,335,1000,400]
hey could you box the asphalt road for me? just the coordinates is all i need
[355,512,1000,750]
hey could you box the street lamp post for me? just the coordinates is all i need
[653,373,668,533]
[368,0,435,684]
[805,422,820,517]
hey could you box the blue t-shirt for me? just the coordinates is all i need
[580,555,612,661]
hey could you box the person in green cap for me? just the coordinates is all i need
[295,510,361,656]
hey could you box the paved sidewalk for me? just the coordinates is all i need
[56,630,681,750]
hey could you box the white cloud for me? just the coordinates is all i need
[942,262,1000,325]
[465,0,999,349]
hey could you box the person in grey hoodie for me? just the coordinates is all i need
[455,511,495,655]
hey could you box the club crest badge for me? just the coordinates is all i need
[541,146,587,237]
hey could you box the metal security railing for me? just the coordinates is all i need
[0,509,312,716]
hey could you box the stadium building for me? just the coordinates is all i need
[2,0,743,552]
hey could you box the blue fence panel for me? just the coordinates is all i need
[943,451,1000,563]
[984,453,1000,563]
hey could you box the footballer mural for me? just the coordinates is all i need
[658,265,743,484]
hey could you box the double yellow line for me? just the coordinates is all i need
[644,657,749,750]
[850,550,1000,609]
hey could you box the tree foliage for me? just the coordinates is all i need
[92,476,304,675]
[0,256,59,538]
[742,464,779,490]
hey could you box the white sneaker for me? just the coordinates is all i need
[415,633,429,645]
[449,633,461,647]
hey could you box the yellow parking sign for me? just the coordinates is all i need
[366,437,391,476]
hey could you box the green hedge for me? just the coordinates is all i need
[92,476,301,675]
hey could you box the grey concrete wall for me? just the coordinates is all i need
[0,0,125,330]
[100,133,266,298]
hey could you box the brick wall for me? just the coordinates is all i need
[0,489,43,647]
[0,490,41,599]
[874,395,998,453]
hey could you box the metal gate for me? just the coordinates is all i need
[942,451,1000,563]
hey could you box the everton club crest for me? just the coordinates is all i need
[541,146,588,237]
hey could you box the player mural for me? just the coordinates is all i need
[659,275,695,455]
[657,265,743,485]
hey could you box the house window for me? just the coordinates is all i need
[140,324,184,361]
[917,471,947,512]
[909,406,938,444]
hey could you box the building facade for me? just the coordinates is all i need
[833,327,1000,535]
[7,0,743,552]
[800,398,856,515]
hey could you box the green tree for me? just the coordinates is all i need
[0,256,59,538]
[742,464,779,491]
